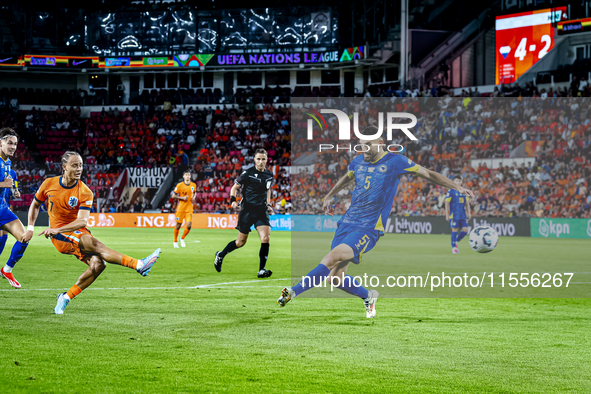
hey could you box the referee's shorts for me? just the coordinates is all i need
[236,206,270,234]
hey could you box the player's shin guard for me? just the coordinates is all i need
[457,230,467,243]
[220,240,238,257]
[451,231,458,247]
[337,275,369,299]
[174,228,180,242]
[259,243,269,271]
[0,234,7,255]
[3,241,28,273]
[292,264,330,296]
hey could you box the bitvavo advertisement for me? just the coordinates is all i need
[292,215,530,237]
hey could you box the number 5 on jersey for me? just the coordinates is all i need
[355,234,370,249]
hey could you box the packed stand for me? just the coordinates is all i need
[292,95,591,219]
[0,104,205,211]
[184,104,292,214]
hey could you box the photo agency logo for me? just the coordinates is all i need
[302,107,418,152]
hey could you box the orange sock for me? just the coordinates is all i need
[121,255,138,270]
[181,228,191,240]
[174,228,179,242]
[66,284,82,299]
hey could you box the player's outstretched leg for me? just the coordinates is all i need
[1,220,30,289]
[278,244,353,307]
[79,235,161,276]
[214,233,248,273]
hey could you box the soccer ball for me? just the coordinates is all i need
[468,226,499,253]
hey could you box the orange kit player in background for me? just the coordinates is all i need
[171,170,196,248]
[22,151,161,314]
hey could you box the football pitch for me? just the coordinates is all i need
[0,228,589,393]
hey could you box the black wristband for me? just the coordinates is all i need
[230,196,237,203]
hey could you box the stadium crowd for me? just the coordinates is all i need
[1,82,590,219]
[183,103,291,213]
[293,95,591,219]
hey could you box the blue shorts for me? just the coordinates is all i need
[449,218,467,229]
[0,206,18,227]
[331,222,382,264]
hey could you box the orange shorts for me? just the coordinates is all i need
[175,212,193,224]
[51,227,93,262]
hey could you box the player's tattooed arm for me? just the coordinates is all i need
[415,167,476,200]
[322,173,355,215]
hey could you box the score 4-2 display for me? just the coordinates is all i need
[495,7,568,85]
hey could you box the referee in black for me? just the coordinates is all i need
[214,149,274,278]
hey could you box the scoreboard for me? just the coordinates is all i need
[495,7,568,85]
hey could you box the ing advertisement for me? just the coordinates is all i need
[86,213,291,231]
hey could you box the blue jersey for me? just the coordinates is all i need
[0,157,13,209]
[446,189,468,220]
[3,169,17,206]
[340,153,421,232]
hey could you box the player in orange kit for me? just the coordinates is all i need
[171,170,196,248]
[22,151,161,314]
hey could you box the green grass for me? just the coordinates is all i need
[0,229,589,393]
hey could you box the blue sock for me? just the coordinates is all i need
[337,275,369,299]
[451,231,457,247]
[292,264,330,296]
[0,234,7,255]
[5,241,28,270]
[457,231,467,243]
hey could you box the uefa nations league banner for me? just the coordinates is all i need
[531,218,591,239]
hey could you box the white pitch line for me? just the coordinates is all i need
[0,278,292,292]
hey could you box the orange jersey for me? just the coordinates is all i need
[35,176,94,228]
[174,181,196,213]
